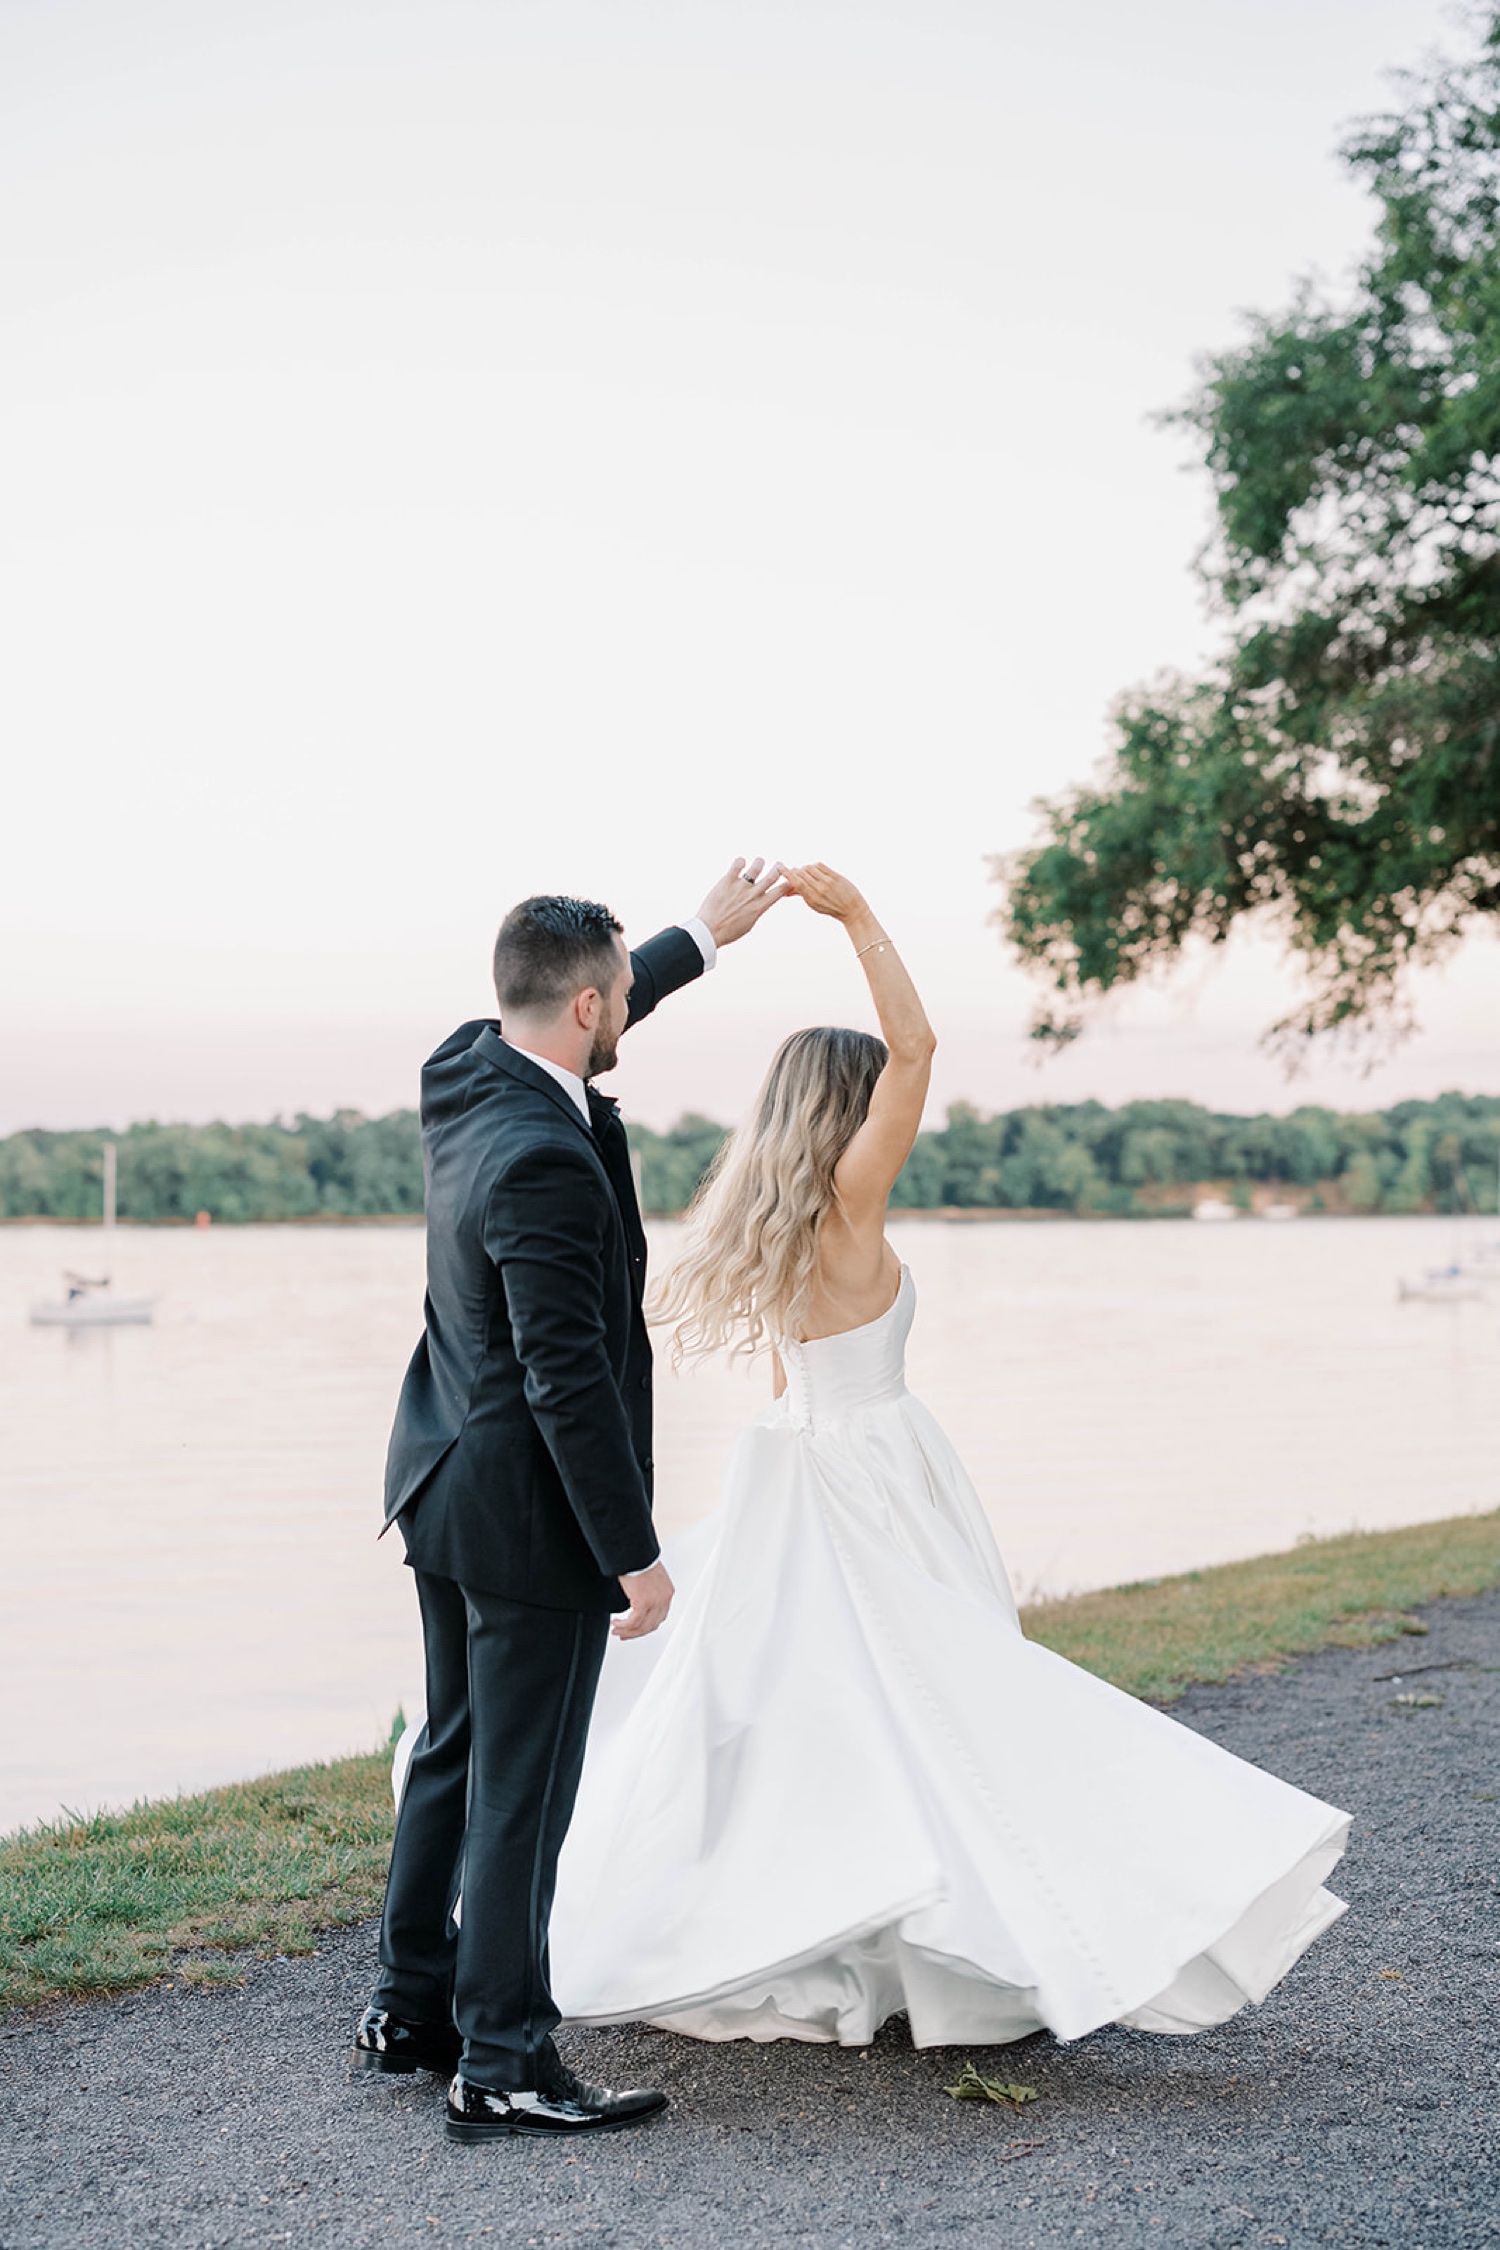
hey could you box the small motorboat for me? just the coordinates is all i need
[1192,1196,1238,1222]
[31,1273,154,1326]
[28,1145,154,1327]
[1397,1264,1486,1305]
[1446,1158,1500,1279]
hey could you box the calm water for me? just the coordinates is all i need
[2,1216,1496,1834]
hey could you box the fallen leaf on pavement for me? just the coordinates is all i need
[945,2063,1040,2107]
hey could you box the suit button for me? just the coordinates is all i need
[641,1456,654,1472]
[638,1375,651,1391]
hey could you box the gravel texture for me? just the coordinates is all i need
[3,1589,1497,2250]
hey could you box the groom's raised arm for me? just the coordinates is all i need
[625,926,713,1031]
[624,857,787,1032]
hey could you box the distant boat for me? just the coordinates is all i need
[1261,1202,1299,1222]
[1448,1153,1500,1278]
[1449,1224,1500,1281]
[1192,1197,1239,1223]
[30,1272,154,1326]
[29,1146,154,1328]
[1397,1264,1486,1305]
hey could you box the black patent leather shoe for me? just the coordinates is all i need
[445,2054,667,2142]
[352,2007,463,2077]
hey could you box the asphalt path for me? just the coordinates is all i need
[3,1590,1497,2250]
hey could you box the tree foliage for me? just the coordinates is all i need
[626,1114,732,1216]
[885,1092,1500,1216]
[4,1096,1498,1222]
[999,10,1500,1052]
[0,1112,425,1226]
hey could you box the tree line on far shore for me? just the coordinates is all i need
[3,1092,1498,1223]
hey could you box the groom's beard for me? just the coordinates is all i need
[585,1026,620,1079]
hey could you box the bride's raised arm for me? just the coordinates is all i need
[782,864,936,1221]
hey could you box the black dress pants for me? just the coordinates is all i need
[372,1568,609,2090]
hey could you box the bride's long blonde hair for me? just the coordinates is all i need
[650,1025,889,1360]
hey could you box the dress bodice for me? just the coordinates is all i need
[778,1265,914,1430]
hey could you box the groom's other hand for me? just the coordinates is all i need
[695,857,789,949]
[614,1560,675,1639]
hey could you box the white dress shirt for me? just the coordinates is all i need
[681,915,717,972]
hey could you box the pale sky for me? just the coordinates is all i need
[3,0,1492,1136]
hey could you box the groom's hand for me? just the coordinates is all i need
[695,857,789,949]
[613,1560,675,1639]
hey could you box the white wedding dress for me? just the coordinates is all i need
[398,1265,1350,2049]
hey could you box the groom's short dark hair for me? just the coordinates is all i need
[493,895,625,1016]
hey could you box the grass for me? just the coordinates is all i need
[3,1510,1498,2015]
[1022,1509,1500,1702]
[0,1742,398,2013]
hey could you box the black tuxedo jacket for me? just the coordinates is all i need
[383,926,706,1613]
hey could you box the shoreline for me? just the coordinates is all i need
[0,1206,1479,1228]
[3,1508,1496,2015]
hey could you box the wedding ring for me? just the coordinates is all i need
[740,871,756,883]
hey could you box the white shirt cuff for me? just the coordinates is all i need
[682,916,717,971]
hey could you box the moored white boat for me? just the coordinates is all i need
[1397,1263,1485,1305]
[30,1278,155,1327]
[27,1147,155,1328]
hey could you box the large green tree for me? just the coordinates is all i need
[1000,10,1500,1053]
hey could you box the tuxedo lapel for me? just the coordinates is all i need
[588,1091,649,1308]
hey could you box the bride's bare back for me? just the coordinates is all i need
[797,1216,904,1341]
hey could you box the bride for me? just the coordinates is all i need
[403,864,1350,2051]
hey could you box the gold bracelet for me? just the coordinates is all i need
[855,936,893,957]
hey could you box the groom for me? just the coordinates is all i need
[353,860,785,2142]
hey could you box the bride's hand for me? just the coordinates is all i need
[783,863,869,923]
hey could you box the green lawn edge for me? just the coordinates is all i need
[4,1509,1497,2015]
[1022,1508,1500,1699]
